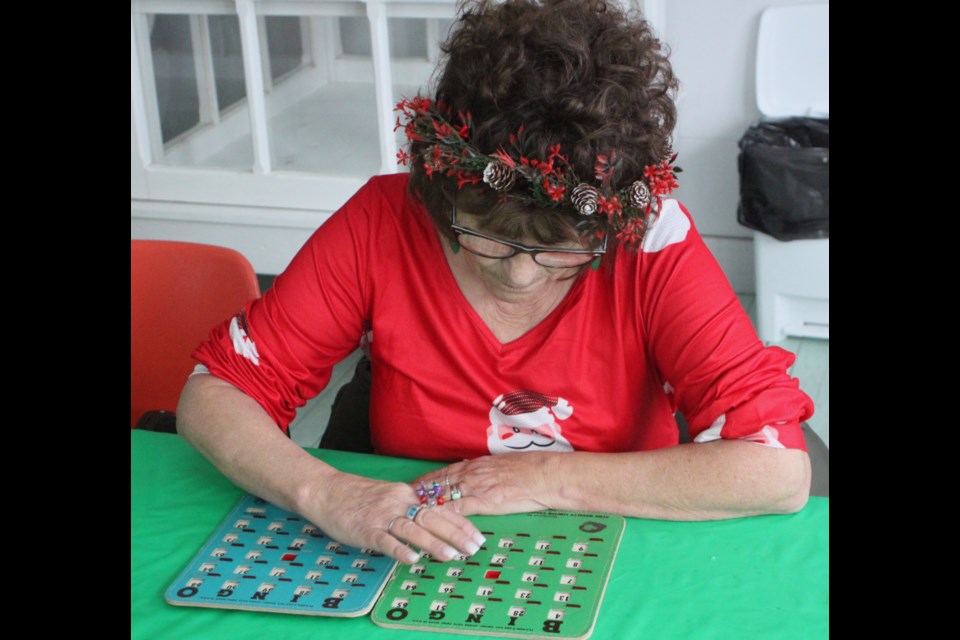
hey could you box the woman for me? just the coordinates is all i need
[177,0,813,566]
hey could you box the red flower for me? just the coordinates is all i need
[542,179,566,201]
[456,170,481,189]
[396,149,412,165]
[616,218,644,248]
[542,144,567,176]
[405,121,422,142]
[598,195,623,217]
[594,151,618,184]
[643,160,680,197]
[457,111,472,139]
[432,121,453,139]
[493,148,517,168]
[410,96,432,114]
[654,176,679,196]
[535,155,558,175]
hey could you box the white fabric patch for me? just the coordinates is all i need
[693,414,788,449]
[738,426,787,449]
[693,414,725,443]
[189,364,210,377]
[662,381,674,395]
[229,316,261,366]
[641,199,690,253]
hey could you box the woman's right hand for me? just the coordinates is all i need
[305,471,487,564]
[178,376,482,564]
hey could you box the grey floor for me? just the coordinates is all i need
[287,292,828,451]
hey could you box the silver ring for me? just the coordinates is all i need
[406,504,426,520]
[387,515,402,532]
[450,484,463,513]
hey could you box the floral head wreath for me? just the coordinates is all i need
[395,95,681,249]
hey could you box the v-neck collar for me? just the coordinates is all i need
[424,211,589,355]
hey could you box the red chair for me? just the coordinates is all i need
[131,240,261,428]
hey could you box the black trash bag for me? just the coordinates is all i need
[737,117,828,241]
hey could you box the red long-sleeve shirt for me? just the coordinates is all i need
[194,174,812,460]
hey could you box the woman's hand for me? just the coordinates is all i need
[412,453,556,517]
[416,445,811,521]
[179,375,487,566]
[306,470,488,564]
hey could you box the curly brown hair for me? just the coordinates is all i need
[407,0,678,246]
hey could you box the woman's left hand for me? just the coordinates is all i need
[412,453,556,516]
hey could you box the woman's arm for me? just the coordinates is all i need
[178,373,487,563]
[421,442,810,520]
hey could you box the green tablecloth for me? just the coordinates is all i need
[131,430,828,639]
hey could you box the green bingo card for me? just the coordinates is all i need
[371,510,625,639]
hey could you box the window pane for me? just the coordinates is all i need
[266,16,306,82]
[150,14,200,144]
[263,13,381,175]
[144,13,252,170]
[338,17,428,58]
[209,15,246,112]
[388,19,427,58]
[338,17,368,56]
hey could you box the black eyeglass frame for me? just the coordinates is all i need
[450,206,607,268]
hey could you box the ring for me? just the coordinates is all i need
[387,515,402,532]
[450,484,463,512]
[406,504,426,520]
[415,481,445,507]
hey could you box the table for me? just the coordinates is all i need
[131,430,829,639]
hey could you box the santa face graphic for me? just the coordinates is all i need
[486,390,575,455]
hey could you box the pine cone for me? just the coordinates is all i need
[482,161,516,191]
[571,183,599,216]
[661,141,675,162]
[627,180,651,209]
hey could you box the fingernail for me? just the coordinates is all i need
[405,550,420,563]
[472,532,487,547]
[440,545,457,561]
[464,540,480,555]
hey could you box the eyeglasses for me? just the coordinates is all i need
[450,207,607,268]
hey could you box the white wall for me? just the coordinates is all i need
[664,0,828,292]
